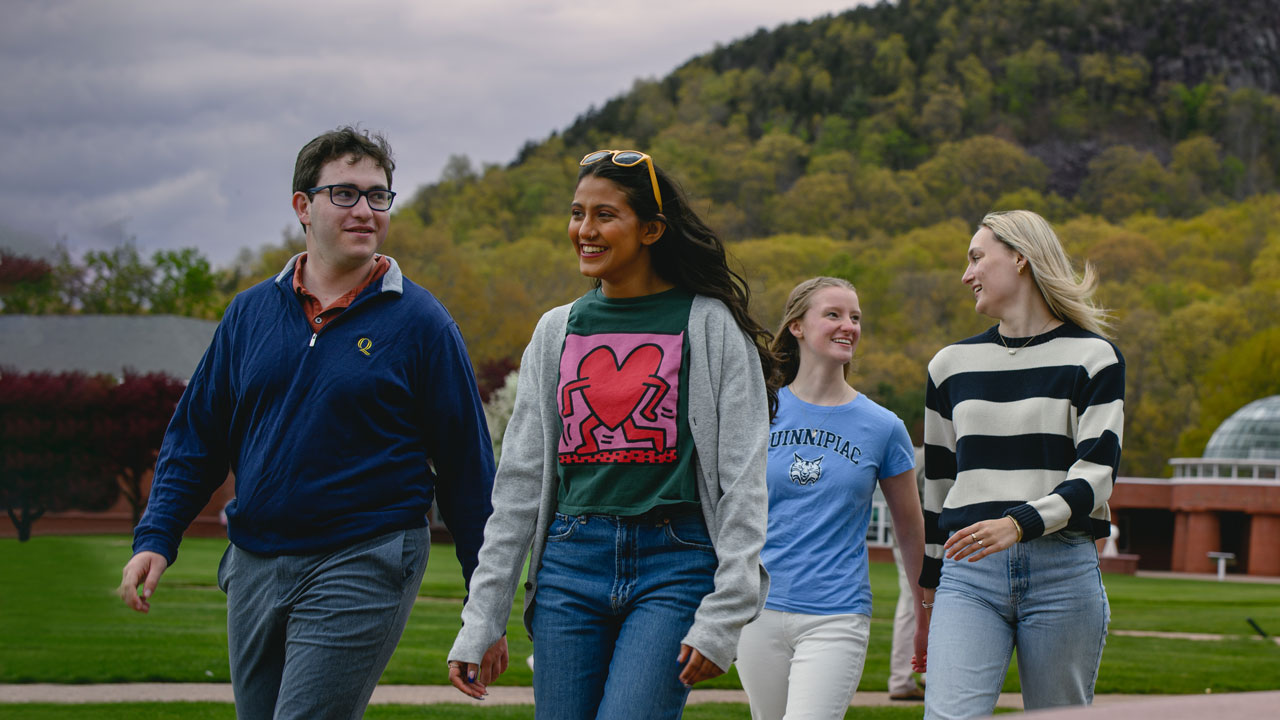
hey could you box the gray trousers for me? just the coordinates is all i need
[217,526,431,720]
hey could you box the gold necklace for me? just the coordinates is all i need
[997,319,1054,356]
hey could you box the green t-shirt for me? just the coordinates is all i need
[555,287,698,515]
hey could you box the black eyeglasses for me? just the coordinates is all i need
[308,184,396,212]
[580,150,663,213]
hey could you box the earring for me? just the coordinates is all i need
[1017,264,1024,275]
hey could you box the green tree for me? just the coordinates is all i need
[1078,146,1176,220]
[914,135,1048,223]
[919,84,966,144]
[79,244,153,313]
[1157,82,1226,140]
[997,40,1069,132]
[150,248,224,319]
[955,54,994,129]
[1169,136,1224,214]
[1079,52,1152,124]
[1176,327,1280,458]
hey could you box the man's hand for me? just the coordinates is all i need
[676,644,724,687]
[118,551,169,613]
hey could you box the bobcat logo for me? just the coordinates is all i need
[788,452,823,486]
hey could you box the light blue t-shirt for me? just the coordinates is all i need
[761,386,915,615]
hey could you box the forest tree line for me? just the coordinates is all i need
[4,0,1278,479]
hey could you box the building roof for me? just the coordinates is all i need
[1204,395,1280,460]
[0,314,216,379]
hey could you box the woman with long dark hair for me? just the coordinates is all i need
[446,150,775,719]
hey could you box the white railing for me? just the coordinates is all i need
[1167,457,1280,481]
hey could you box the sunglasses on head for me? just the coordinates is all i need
[580,149,663,213]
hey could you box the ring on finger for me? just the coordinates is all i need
[976,538,985,546]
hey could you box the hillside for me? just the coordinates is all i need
[252,0,1280,477]
[563,0,1280,186]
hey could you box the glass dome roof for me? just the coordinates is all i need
[1203,395,1280,460]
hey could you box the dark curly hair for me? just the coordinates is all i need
[292,125,395,195]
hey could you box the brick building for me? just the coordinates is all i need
[1110,395,1280,577]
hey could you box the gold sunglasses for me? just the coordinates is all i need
[580,149,663,213]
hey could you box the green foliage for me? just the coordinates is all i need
[0,244,229,319]
[915,136,1048,223]
[226,0,1279,477]
[1078,146,1177,220]
[148,249,224,318]
[1175,327,1280,458]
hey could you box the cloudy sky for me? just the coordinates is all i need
[1,0,860,267]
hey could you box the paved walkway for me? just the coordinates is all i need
[0,684,1155,708]
[10,684,1278,720]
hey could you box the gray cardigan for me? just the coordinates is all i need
[449,294,770,672]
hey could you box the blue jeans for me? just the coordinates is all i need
[924,529,1109,720]
[531,511,718,720]
[217,526,431,720]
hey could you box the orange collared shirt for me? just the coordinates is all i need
[293,253,391,332]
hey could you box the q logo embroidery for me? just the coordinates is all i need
[357,337,373,357]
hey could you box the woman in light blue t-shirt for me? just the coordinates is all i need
[736,277,929,720]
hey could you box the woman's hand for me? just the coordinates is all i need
[447,636,509,699]
[677,644,724,687]
[943,516,1020,562]
[447,659,485,699]
[912,587,933,672]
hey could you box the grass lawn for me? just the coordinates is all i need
[2,535,1279,697]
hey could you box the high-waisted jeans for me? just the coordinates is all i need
[924,529,1109,720]
[531,511,718,720]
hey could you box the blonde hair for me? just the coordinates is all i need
[980,210,1113,338]
[768,276,857,394]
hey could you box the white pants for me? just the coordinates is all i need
[888,541,923,694]
[735,609,871,720]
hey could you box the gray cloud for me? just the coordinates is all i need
[1,0,855,265]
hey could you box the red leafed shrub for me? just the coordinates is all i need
[0,369,185,540]
[0,250,53,290]
[98,371,187,526]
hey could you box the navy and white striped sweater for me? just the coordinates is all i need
[920,321,1124,588]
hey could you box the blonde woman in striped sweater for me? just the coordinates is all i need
[920,210,1124,720]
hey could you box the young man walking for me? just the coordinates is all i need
[120,126,503,719]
